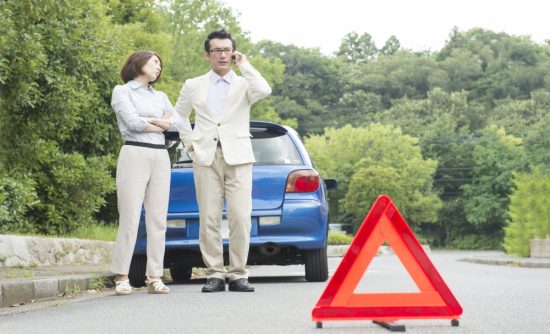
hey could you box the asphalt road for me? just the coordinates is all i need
[1,251,549,334]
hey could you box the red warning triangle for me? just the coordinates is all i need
[312,195,462,322]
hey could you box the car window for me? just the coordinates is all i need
[167,127,303,167]
[251,129,303,165]
[167,141,191,167]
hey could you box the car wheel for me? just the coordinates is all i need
[170,264,193,282]
[304,245,328,282]
[128,255,146,287]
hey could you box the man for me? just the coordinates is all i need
[175,29,271,292]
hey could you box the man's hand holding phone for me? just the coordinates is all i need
[232,51,246,67]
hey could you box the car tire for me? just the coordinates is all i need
[128,255,146,287]
[304,245,328,282]
[170,264,193,282]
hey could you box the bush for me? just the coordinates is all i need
[449,234,502,250]
[504,168,550,257]
[0,0,126,233]
[328,231,354,245]
[30,152,115,235]
[0,174,38,233]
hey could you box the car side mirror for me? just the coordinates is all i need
[324,178,337,190]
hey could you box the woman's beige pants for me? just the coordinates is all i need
[110,145,170,277]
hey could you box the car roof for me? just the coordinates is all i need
[164,121,293,141]
[250,121,289,133]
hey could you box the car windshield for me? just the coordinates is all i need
[167,127,303,167]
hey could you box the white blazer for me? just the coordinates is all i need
[175,62,272,166]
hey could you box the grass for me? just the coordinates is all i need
[89,275,111,290]
[65,283,81,294]
[7,222,117,241]
[328,231,354,245]
[5,270,34,279]
[63,223,117,241]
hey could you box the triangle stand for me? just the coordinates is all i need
[312,195,462,331]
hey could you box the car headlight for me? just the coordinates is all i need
[259,216,281,226]
[167,219,186,228]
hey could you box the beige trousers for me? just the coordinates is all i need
[194,147,253,281]
[110,145,170,277]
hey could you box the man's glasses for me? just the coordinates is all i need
[209,48,233,55]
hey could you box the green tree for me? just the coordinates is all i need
[255,40,345,134]
[462,126,529,244]
[331,90,383,128]
[504,168,550,256]
[438,28,548,106]
[375,89,488,246]
[305,124,441,231]
[345,51,444,107]
[337,32,377,63]
[341,124,441,230]
[437,48,483,92]
[0,174,38,233]
[0,0,137,233]
[524,112,550,171]
[379,35,401,56]
[487,90,550,142]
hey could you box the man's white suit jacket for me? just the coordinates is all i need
[175,61,272,166]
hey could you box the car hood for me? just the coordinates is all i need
[168,165,302,213]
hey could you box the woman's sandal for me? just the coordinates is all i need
[145,278,170,294]
[115,280,133,295]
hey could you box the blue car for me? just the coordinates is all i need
[129,121,337,286]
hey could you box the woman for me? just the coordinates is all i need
[110,50,183,295]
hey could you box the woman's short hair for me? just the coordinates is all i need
[120,50,162,84]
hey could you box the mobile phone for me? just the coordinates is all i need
[232,54,236,62]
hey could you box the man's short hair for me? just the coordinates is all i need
[204,29,236,52]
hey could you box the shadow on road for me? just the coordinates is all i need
[168,275,310,285]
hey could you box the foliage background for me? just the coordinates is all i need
[1,0,549,252]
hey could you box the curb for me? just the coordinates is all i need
[1,273,114,308]
[327,245,432,257]
[460,257,550,268]
[327,245,349,257]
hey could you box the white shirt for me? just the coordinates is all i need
[207,70,233,120]
[111,80,184,145]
